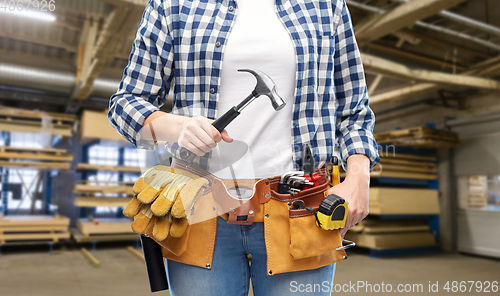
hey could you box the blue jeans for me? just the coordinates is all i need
[166,216,336,296]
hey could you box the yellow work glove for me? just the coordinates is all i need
[123,166,209,242]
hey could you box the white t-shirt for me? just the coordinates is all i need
[215,0,296,179]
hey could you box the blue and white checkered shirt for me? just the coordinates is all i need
[109,0,380,170]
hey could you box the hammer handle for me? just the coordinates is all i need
[212,107,240,133]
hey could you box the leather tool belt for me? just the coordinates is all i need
[170,158,329,225]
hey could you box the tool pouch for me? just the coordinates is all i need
[269,169,344,260]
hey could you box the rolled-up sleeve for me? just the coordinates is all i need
[108,0,174,148]
[334,0,380,170]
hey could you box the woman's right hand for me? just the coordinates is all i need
[178,116,233,156]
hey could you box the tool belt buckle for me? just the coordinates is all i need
[227,211,255,225]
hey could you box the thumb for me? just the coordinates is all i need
[221,130,234,143]
[210,126,223,142]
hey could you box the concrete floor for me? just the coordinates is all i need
[0,246,498,296]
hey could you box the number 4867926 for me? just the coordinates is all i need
[0,1,56,12]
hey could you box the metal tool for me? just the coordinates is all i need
[302,143,315,177]
[180,69,285,160]
[278,171,304,194]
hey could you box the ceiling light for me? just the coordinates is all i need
[0,10,56,22]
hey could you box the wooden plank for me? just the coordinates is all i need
[378,153,436,161]
[0,225,68,233]
[374,163,438,173]
[0,146,67,154]
[0,151,73,162]
[369,170,437,180]
[0,106,76,123]
[81,248,101,268]
[0,119,73,137]
[361,53,500,90]
[73,184,134,194]
[0,215,70,227]
[342,171,437,180]
[71,228,139,243]
[127,246,145,262]
[379,158,437,169]
[74,197,131,208]
[369,188,440,215]
[0,231,70,242]
[76,218,133,235]
[80,110,128,143]
[77,163,141,173]
[0,160,71,170]
[354,0,467,44]
[377,138,459,148]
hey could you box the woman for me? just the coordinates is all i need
[109,0,379,295]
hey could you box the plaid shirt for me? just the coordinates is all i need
[109,0,380,170]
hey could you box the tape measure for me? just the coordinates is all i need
[316,194,348,230]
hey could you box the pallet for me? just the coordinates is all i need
[0,215,70,244]
[0,147,73,162]
[76,163,142,173]
[74,197,131,208]
[378,152,436,162]
[73,184,134,195]
[373,163,438,174]
[0,105,77,124]
[76,218,134,236]
[0,118,73,137]
[71,228,139,243]
[343,170,438,180]
[0,160,71,170]
[375,126,459,148]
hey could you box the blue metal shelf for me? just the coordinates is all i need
[369,246,440,258]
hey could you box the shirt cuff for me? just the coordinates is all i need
[338,129,380,171]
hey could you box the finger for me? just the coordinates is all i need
[194,131,217,151]
[221,130,233,143]
[197,118,218,144]
[210,125,223,143]
[182,142,207,157]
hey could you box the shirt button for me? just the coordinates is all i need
[216,41,221,47]
[210,88,215,94]
[229,6,234,11]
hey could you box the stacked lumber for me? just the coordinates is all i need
[0,146,73,170]
[468,176,488,209]
[72,218,137,243]
[341,152,437,180]
[80,110,128,144]
[369,188,440,215]
[76,218,134,236]
[0,105,76,137]
[73,180,134,208]
[0,215,70,244]
[375,126,459,148]
[76,163,142,173]
[345,219,437,250]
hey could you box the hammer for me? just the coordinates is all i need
[180,69,285,159]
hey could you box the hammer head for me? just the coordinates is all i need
[238,69,286,111]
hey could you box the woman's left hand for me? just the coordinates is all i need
[325,154,370,239]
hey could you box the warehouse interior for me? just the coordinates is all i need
[1,0,500,295]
